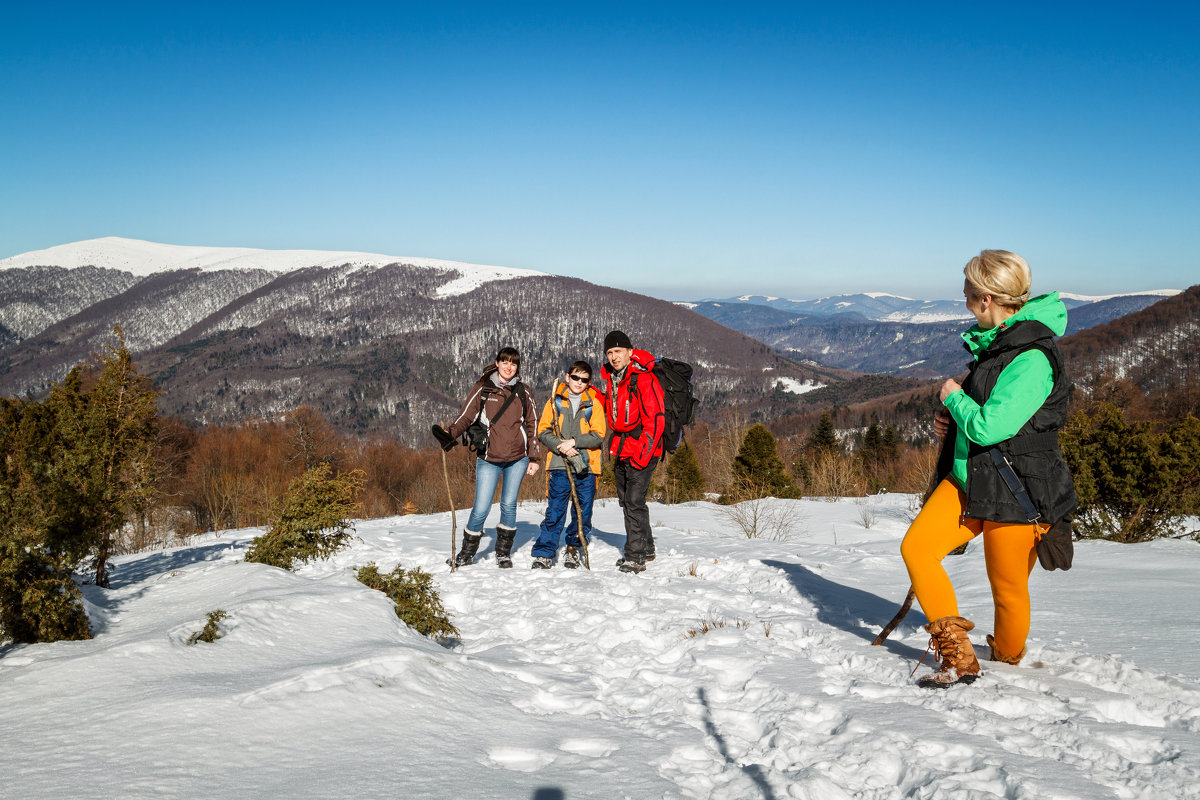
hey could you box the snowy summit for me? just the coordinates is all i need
[0,237,546,298]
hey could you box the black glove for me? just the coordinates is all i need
[431,424,458,451]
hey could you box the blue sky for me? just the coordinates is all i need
[2,2,1197,300]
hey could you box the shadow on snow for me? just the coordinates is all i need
[761,559,927,660]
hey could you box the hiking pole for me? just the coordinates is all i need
[565,468,590,570]
[442,450,457,573]
[872,585,915,645]
[431,424,459,573]
[873,415,951,644]
[551,401,591,570]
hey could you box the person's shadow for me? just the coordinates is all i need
[698,686,779,799]
[761,559,926,659]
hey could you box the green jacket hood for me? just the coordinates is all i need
[962,292,1067,355]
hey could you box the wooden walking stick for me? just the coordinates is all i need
[442,449,457,573]
[432,424,460,573]
[874,413,955,644]
[872,585,915,645]
[552,392,591,570]
[565,467,591,570]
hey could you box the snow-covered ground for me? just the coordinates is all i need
[3,495,1198,799]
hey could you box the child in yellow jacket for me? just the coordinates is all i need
[530,361,606,569]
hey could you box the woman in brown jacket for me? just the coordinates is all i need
[444,347,540,568]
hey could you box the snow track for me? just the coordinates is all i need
[2,496,1198,799]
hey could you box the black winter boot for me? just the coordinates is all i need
[495,524,516,569]
[447,529,482,567]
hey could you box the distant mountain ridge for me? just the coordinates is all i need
[687,289,1182,377]
[690,289,1180,324]
[688,293,972,324]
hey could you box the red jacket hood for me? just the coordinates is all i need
[601,349,655,381]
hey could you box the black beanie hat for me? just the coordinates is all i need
[603,330,633,352]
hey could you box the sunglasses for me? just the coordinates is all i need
[567,374,590,384]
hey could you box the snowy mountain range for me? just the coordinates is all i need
[0,236,545,295]
[2,237,1191,439]
[0,238,841,442]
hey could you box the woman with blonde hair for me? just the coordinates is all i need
[902,250,1077,688]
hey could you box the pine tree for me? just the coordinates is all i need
[1168,414,1200,517]
[55,328,161,586]
[807,412,839,456]
[663,442,705,503]
[357,562,458,643]
[882,423,900,462]
[723,424,800,502]
[862,416,883,465]
[1,329,159,641]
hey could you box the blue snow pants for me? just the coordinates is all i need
[531,470,596,557]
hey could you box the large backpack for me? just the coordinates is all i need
[633,358,698,454]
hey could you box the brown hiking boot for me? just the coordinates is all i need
[916,616,982,689]
[986,633,1026,665]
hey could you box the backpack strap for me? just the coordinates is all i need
[989,447,1043,524]
[487,381,524,428]
[611,371,645,457]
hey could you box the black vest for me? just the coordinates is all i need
[959,320,1078,524]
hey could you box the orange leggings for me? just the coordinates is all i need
[900,479,1039,659]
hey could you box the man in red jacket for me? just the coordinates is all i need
[596,330,665,573]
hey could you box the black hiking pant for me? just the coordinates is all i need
[615,456,659,561]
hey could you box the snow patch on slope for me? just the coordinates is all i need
[774,377,824,395]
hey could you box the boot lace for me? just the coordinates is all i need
[911,635,940,677]
[911,628,965,678]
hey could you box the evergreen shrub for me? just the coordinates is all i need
[1061,402,1200,541]
[0,533,91,644]
[245,463,365,570]
[356,562,459,643]
[187,609,229,645]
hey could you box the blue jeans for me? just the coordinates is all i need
[532,470,596,557]
[466,457,529,531]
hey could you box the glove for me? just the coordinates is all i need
[431,424,458,452]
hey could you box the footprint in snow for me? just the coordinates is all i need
[558,738,619,757]
[484,746,557,772]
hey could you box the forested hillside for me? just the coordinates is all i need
[0,261,843,444]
